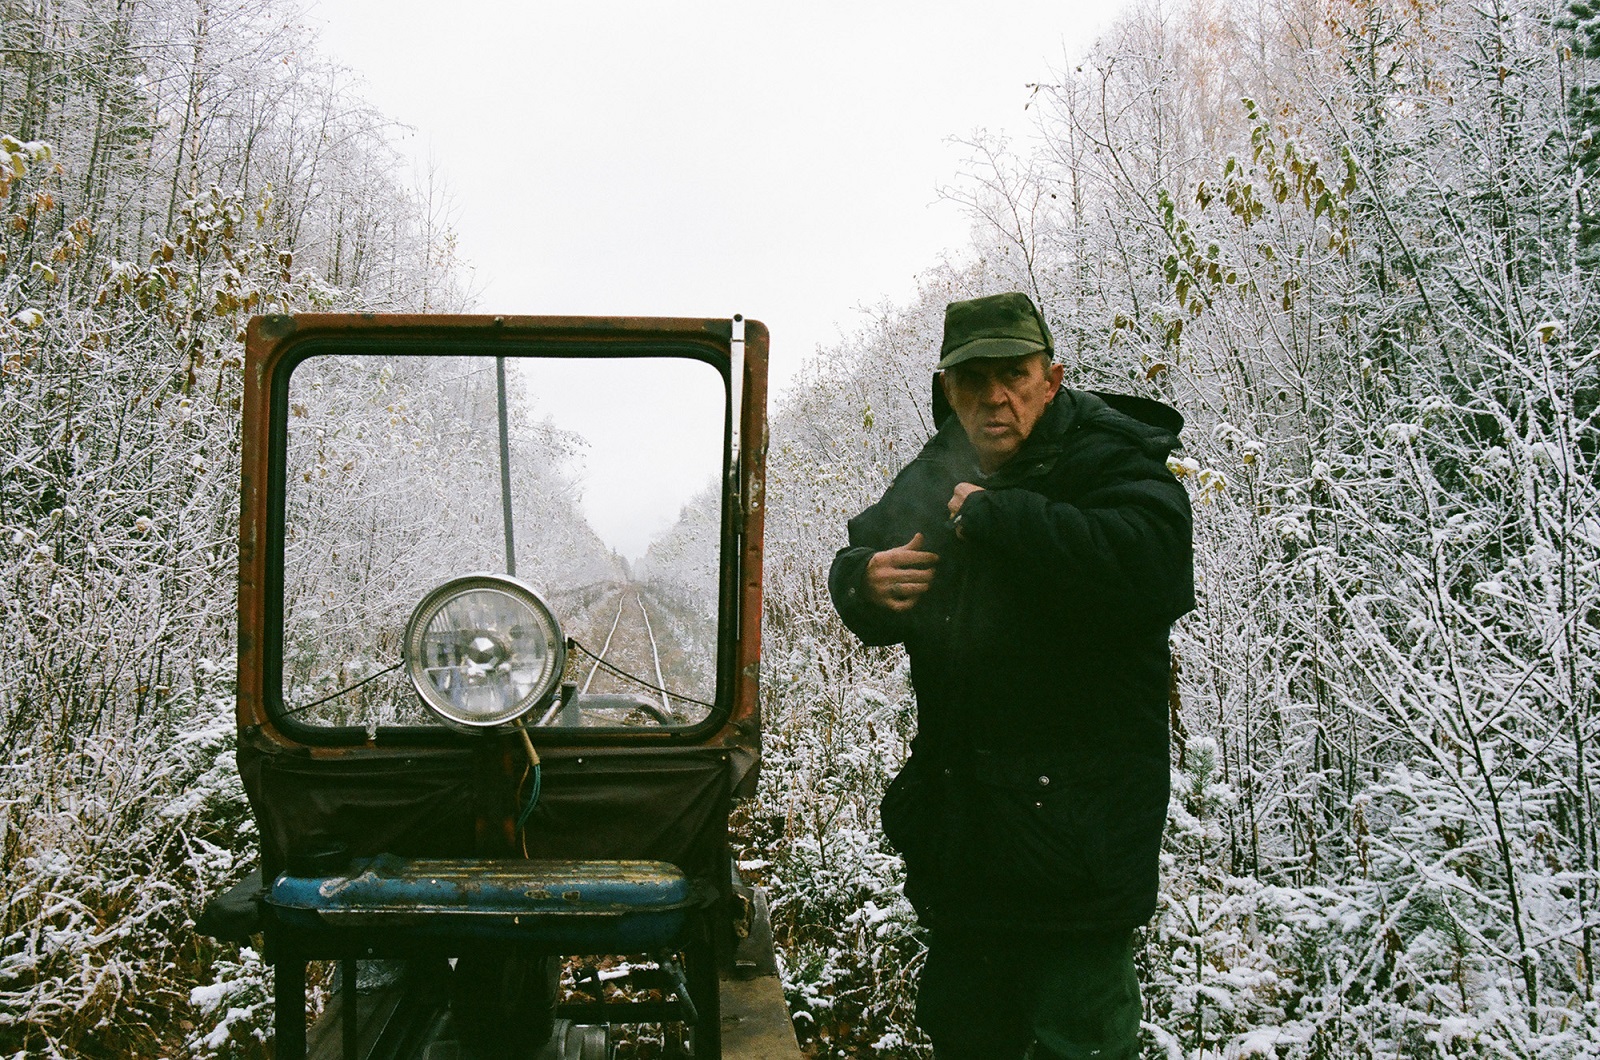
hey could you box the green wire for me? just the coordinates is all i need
[517,764,542,832]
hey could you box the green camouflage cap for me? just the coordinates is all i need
[936,292,1054,370]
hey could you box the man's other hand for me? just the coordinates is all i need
[864,532,940,612]
[948,483,985,537]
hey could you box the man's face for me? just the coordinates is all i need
[942,354,1065,472]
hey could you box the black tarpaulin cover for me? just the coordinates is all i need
[239,731,733,891]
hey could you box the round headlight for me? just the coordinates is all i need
[403,573,565,729]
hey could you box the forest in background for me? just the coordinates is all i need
[0,0,476,1052]
[2,0,1598,1056]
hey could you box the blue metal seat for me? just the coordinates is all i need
[268,854,695,950]
[264,854,713,1058]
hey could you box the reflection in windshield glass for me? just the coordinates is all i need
[279,353,724,730]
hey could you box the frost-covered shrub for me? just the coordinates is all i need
[741,595,929,1056]
[186,946,273,1059]
[0,680,256,1056]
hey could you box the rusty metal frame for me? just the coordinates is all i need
[239,314,768,777]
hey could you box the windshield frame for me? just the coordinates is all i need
[240,316,754,750]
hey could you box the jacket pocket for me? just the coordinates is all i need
[956,751,1095,903]
[880,753,944,921]
[881,752,939,863]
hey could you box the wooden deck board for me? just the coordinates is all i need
[719,973,803,1059]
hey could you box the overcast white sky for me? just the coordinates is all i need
[309,0,1130,556]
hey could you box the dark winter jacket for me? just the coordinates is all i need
[829,388,1195,934]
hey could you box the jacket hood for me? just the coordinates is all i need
[1091,390,1184,436]
[1073,390,1184,458]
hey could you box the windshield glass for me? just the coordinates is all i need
[277,351,725,732]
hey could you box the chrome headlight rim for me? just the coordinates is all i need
[402,572,566,731]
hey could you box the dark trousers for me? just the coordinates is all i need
[915,927,1143,1060]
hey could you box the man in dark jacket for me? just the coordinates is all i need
[828,292,1195,1059]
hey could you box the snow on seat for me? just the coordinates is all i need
[268,853,696,950]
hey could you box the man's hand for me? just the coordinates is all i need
[864,532,940,612]
[948,483,985,537]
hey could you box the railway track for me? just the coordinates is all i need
[575,582,673,722]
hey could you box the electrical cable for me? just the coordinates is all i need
[564,638,716,711]
[281,661,403,717]
[514,720,542,848]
